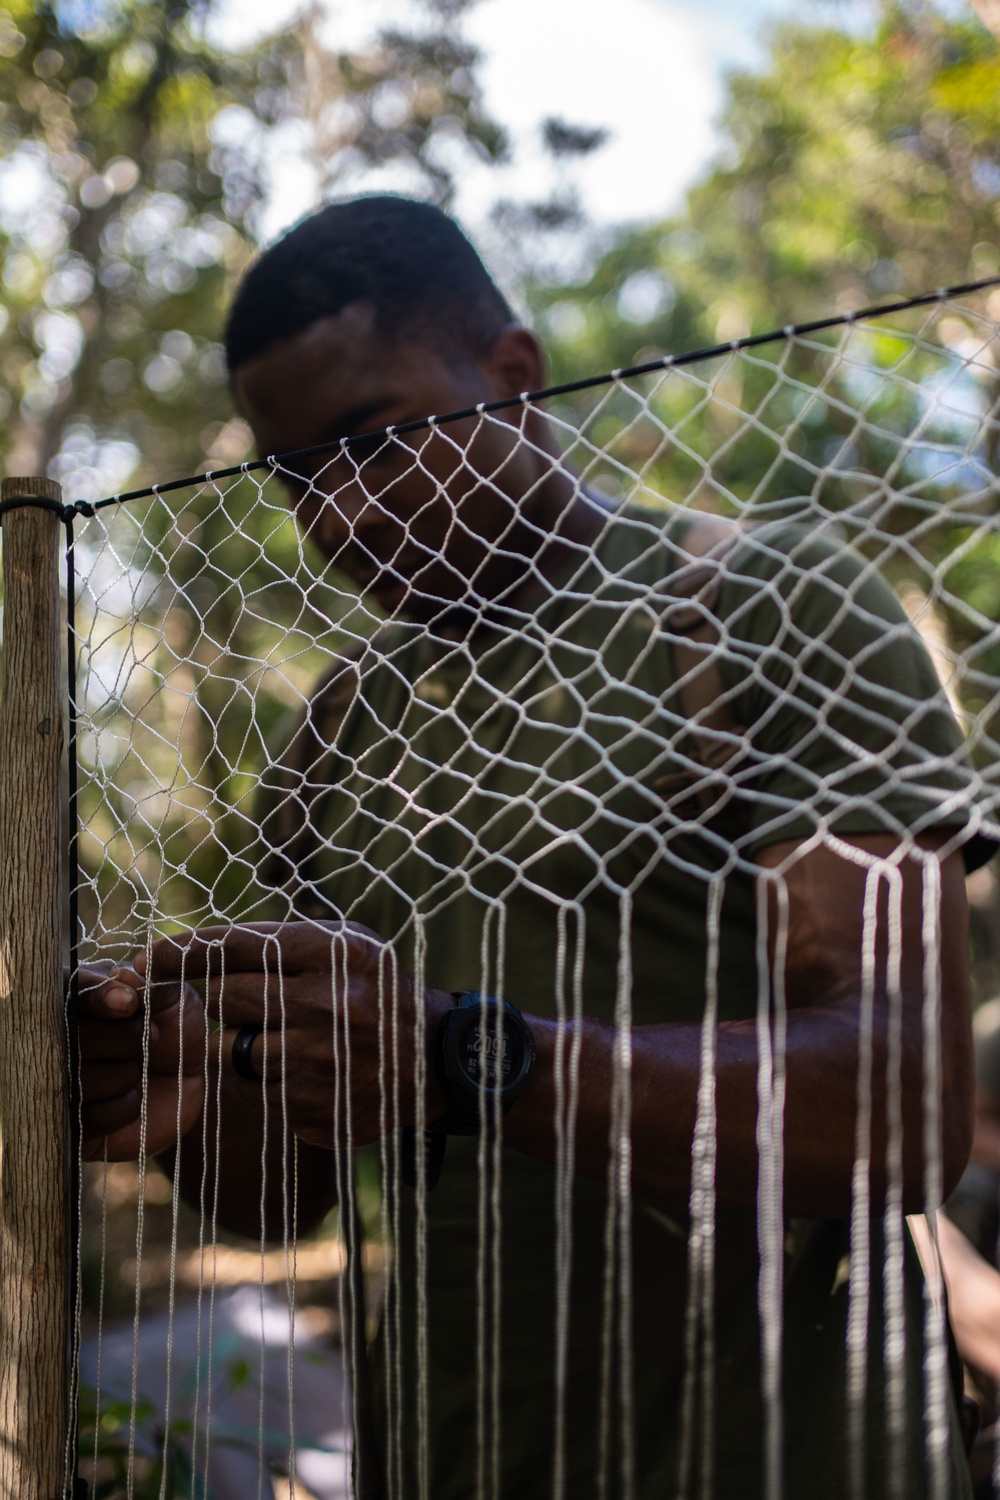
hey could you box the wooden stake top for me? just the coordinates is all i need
[0,477,61,504]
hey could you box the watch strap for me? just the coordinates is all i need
[400,1123,446,1191]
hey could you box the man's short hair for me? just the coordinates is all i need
[224,195,514,374]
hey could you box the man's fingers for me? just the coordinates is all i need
[85,1077,205,1163]
[82,1090,140,1142]
[203,972,327,1026]
[215,1025,265,1083]
[137,919,380,982]
[75,965,190,1020]
[80,1060,139,1102]
[145,996,208,1076]
[210,1027,298,1086]
[76,965,144,1019]
[78,1016,155,1061]
[137,923,295,981]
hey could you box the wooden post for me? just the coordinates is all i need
[0,477,69,1500]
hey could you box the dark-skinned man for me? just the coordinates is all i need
[78,195,988,1499]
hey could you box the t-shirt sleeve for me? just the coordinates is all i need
[709,519,996,868]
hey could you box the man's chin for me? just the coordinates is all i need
[368,575,410,614]
[369,579,488,634]
[366,565,472,621]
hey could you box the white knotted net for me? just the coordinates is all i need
[68,286,1000,1500]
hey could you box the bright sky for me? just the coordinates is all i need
[206,0,812,239]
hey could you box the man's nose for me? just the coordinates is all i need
[303,476,405,560]
[335,481,401,540]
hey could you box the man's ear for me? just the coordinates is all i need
[478,324,547,399]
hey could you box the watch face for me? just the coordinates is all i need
[452,1000,532,1095]
[458,1016,519,1088]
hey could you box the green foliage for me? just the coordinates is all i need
[0,0,261,487]
[529,2,1000,650]
[77,1383,208,1499]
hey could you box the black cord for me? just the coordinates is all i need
[57,271,1000,518]
[63,515,89,1500]
[0,495,68,519]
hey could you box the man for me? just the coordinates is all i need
[80,196,988,1498]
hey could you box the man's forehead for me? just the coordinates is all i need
[232,301,416,439]
[285,300,382,356]
[238,302,389,393]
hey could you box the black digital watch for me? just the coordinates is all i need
[401,991,536,1189]
[435,991,537,1131]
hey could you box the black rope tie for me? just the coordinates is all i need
[0,496,97,523]
[0,495,69,520]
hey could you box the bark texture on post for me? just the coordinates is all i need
[0,477,68,1500]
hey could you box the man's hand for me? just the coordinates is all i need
[137,920,451,1151]
[77,962,206,1161]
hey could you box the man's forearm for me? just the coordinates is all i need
[500,999,970,1219]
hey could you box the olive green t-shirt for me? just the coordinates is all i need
[259,509,983,1499]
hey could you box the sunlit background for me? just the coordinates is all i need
[0,0,994,498]
[204,0,804,236]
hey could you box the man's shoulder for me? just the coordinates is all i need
[603,502,850,577]
[601,504,886,629]
[654,510,913,646]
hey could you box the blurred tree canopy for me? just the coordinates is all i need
[533,0,1000,378]
[528,0,1000,567]
[525,2,1000,588]
[0,0,520,495]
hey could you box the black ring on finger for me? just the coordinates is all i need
[232,1024,264,1082]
